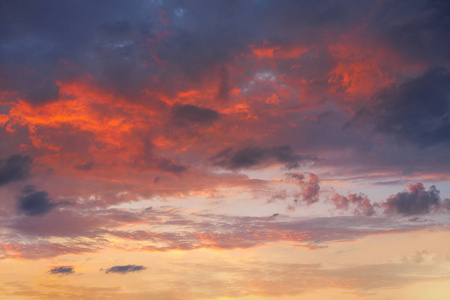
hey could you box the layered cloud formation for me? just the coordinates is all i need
[0,0,449,299]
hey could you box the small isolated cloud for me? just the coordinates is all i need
[18,191,56,216]
[105,265,146,274]
[331,192,375,216]
[213,145,309,170]
[172,104,220,126]
[0,155,32,186]
[382,183,441,215]
[291,173,320,205]
[49,266,75,275]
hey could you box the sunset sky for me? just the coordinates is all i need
[1,0,450,299]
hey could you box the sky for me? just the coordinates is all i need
[0,0,450,299]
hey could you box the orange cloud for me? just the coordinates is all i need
[328,42,399,100]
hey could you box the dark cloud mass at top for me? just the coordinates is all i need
[370,68,450,147]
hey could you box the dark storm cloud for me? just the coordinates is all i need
[171,104,221,126]
[0,155,32,186]
[382,183,441,215]
[362,68,450,147]
[213,145,310,170]
[105,265,146,274]
[371,0,450,64]
[49,266,75,275]
[18,191,56,216]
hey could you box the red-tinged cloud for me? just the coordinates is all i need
[1,201,440,259]
[0,0,448,274]
[0,241,100,260]
[296,173,320,205]
[331,192,375,216]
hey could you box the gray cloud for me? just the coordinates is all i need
[49,266,75,275]
[18,191,56,216]
[366,68,450,147]
[172,104,221,126]
[105,265,146,274]
[382,183,441,215]
[0,155,32,186]
[213,145,311,170]
[371,0,450,65]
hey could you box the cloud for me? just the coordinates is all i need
[371,0,450,65]
[292,173,321,205]
[21,185,36,194]
[172,104,221,126]
[0,155,32,186]
[49,266,75,275]
[382,183,441,215]
[18,191,56,216]
[0,241,100,260]
[216,66,230,101]
[74,161,94,171]
[367,68,450,147]
[213,145,309,170]
[154,157,188,174]
[105,265,146,274]
[331,192,375,216]
[0,204,439,259]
